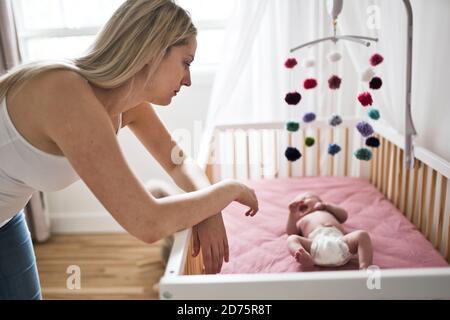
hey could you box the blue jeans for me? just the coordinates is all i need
[0,211,42,300]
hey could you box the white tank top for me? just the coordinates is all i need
[0,97,122,227]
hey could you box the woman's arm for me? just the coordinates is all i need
[44,72,257,243]
[125,102,232,273]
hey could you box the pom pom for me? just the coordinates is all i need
[366,137,380,148]
[357,92,373,107]
[327,51,342,62]
[305,137,315,147]
[369,76,383,89]
[329,114,343,127]
[356,121,374,137]
[286,121,300,132]
[302,112,316,123]
[284,58,298,69]
[303,58,316,68]
[328,144,341,156]
[303,78,318,89]
[368,108,380,120]
[285,92,302,105]
[354,148,373,161]
[285,147,302,161]
[361,67,375,82]
[370,53,384,66]
[328,75,342,90]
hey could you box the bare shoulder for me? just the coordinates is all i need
[37,70,107,126]
[37,69,94,103]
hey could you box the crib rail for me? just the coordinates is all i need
[186,119,450,275]
[204,118,364,183]
[370,121,450,263]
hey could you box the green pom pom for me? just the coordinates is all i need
[305,136,315,147]
[286,121,300,132]
[354,148,373,161]
[368,108,380,120]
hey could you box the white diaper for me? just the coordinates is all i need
[308,226,352,267]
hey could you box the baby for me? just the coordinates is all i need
[286,192,373,270]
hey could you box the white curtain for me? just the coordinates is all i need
[198,0,450,170]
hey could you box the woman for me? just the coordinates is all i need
[0,0,258,299]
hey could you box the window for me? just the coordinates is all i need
[12,0,235,70]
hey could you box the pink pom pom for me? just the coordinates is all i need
[370,54,384,66]
[284,58,298,69]
[303,78,317,89]
[357,92,373,107]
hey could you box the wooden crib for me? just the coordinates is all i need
[160,118,450,299]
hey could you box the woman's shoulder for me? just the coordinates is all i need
[35,69,91,98]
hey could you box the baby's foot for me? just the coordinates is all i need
[294,248,314,267]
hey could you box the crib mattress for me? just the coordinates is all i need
[220,176,449,273]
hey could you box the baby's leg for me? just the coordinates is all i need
[342,230,373,269]
[287,235,314,268]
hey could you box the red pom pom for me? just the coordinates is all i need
[370,53,384,66]
[303,78,317,89]
[328,75,342,90]
[284,58,298,69]
[357,92,373,107]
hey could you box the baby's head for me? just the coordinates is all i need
[298,192,322,203]
[293,192,322,212]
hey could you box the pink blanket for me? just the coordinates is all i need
[220,176,448,273]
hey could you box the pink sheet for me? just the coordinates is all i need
[220,176,448,273]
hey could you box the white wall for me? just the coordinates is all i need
[48,68,215,233]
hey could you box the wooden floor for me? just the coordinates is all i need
[33,233,165,300]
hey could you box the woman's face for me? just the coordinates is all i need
[145,36,197,106]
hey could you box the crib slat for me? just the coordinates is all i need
[426,169,437,240]
[329,129,334,176]
[316,128,321,176]
[344,128,349,177]
[302,130,306,176]
[378,136,384,191]
[273,130,278,178]
[410,160,420,223]
[436,176,447,251]
[396,149,404,210]
[419,165,428,232]
[383,141,391,196]
[246,131,250,180]
[390,144,398,201]
[403,160,411,214]
[260,131,264,179]
[231,131,237,179]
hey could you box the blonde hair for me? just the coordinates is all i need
[0,0,197,101]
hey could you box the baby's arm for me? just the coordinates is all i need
[323,203,348,223]
[286,210,301,235]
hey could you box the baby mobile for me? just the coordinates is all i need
[283,0,382,164]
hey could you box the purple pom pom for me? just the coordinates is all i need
[303,112,316,123]
[329,114,342,127]
[356,121,374,137]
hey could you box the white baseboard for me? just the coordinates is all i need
[50,211,126,234]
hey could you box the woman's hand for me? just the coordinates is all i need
[232,181,259,216]
[192,213,229,274]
